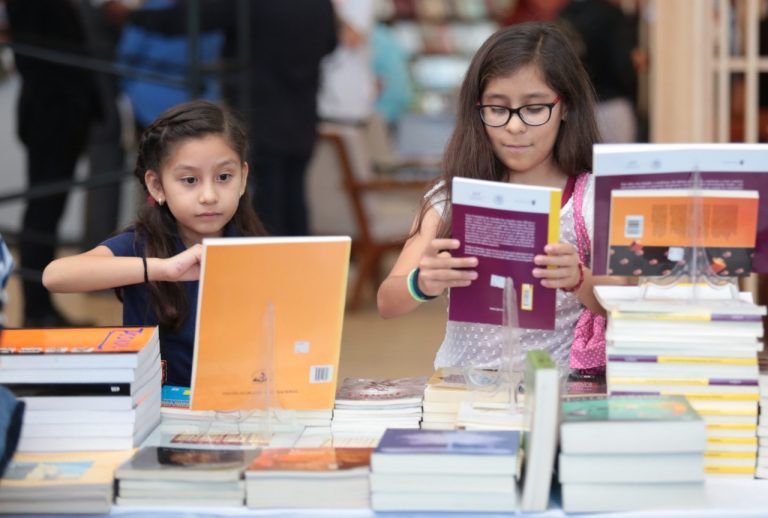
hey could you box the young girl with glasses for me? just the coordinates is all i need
[43,100,266,386]
[378,22,617,374]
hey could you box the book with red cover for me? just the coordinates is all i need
[449,177,561,330]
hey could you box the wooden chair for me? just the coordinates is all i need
[307,121,439,310]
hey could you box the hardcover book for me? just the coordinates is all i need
[592,143,768,275]
[190,236,350,411]
[449,177,561,330]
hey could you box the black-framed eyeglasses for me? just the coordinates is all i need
[477,96,561,127]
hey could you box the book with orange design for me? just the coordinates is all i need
[607,189,759,277]
[0,327,159,369]
[190,236,351,411]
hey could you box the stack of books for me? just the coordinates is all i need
[115,446,258,507]
[598,285,765,477]
[559,395,707,513]
[369,428,520,512]
[0,327,162,452]
[331,377,426,434]
[245,447,372,508]
[757,370,768,479]
[0,450,134,513]
[422,368,512,429]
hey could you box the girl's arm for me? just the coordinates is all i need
[532,243,629,315]
[43,244,203,293]
[377,207,478,319]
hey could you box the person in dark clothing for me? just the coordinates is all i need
[6,0,101,327]
[558,0,638,142]
[224,1,337,236]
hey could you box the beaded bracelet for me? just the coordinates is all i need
[141,256,149,284]
[407,267,436,302]
[561,262,584,293]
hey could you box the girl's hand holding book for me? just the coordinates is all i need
[417,238,479,297]
[155,244,203,282]
[532,243,582,292]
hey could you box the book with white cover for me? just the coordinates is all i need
[372,490,518,512]
[560,395,706,454]
[519,350,560,512]
[594,285,766,316]
[371,428,521,475]
[558,452,704,483]
[561,481,706,513]
[370,472,517,493]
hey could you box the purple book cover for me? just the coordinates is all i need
[449,178,561,330]
[375,428,521,456]
[592,144,768,275]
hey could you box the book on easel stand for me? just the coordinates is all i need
[458,279,525,431]
[162,237,351,449]
[598,165,765,478]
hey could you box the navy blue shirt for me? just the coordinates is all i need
[101,229,196,386]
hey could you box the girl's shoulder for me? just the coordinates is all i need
[100,227,145,257]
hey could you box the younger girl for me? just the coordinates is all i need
[43,100,265,386]
[378,22,613,372]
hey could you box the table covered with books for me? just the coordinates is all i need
[14,478,768,518]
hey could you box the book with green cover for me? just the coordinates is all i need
[560,395,706,454]
[519,350,559,512]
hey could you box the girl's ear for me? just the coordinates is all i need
[144,170,165,205]
[240,162,249,196]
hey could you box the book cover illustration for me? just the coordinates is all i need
[123,446,255,472]
[607,189,758,276]
[161,386,191,408]
[427,368,470,389]
[170,433,266,447]
[336,377,427,402]
[1,451,134,488]
[449,177,561,330]
[190,237,350,412]
[376,429,520,456]
[562,395,699,423]
[247,447,372,473]
[0,327,156,355]
[592,144,768,275]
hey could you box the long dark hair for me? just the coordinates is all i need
[422,22,599,238]
[130,100,266,330]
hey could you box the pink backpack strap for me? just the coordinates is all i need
[572,172,591,265]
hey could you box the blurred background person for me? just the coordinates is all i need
[81,0,135,247]
[558,0,639,142]
[6,0,101,327]
[239,1,337,236]
[115,0,224,133]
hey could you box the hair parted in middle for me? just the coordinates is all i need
[127,100,266,330]
[421,21,600,238]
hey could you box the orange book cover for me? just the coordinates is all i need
[607,189,759,276]
[0,327,158,354]
[190,237,351,411]
[246,447,372,473]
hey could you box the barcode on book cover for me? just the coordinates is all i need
[624,215,644,238]
[521,283,533,311]
[310,365,333,384]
